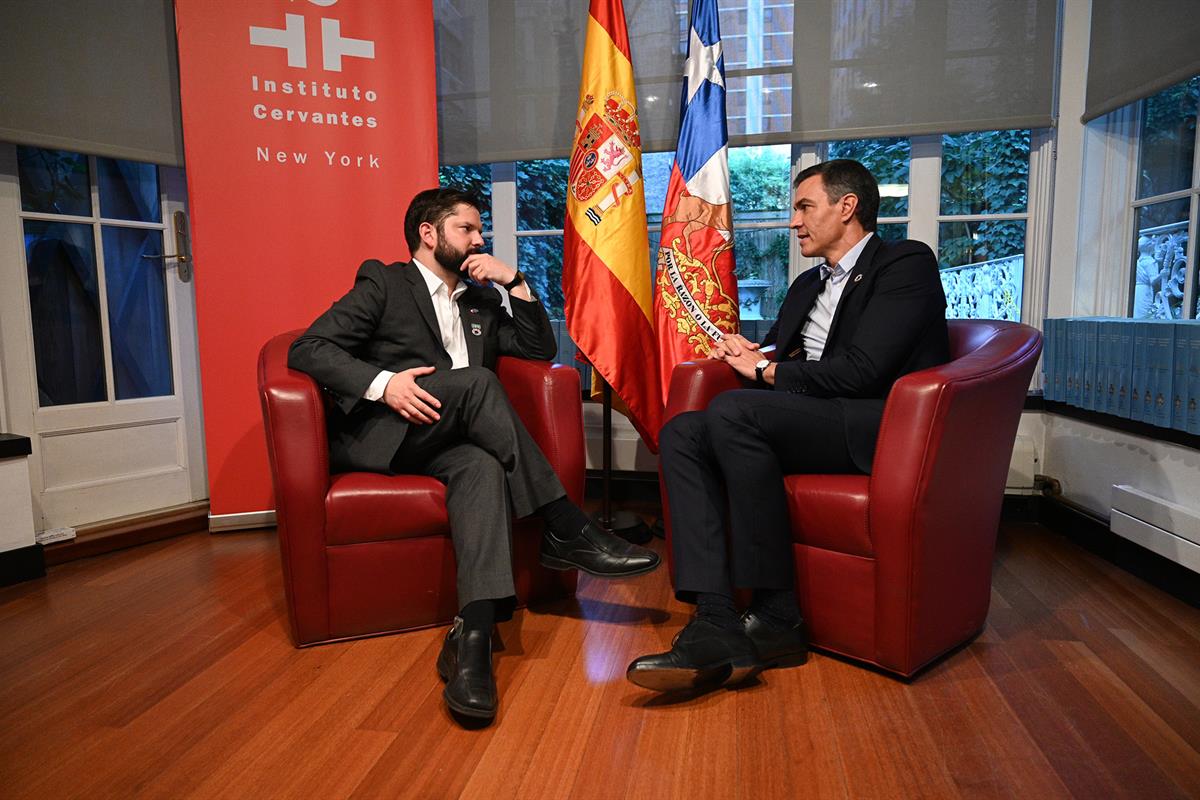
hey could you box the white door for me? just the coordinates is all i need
[0,144,207,531]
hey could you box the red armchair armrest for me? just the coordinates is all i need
[496,357,585,504]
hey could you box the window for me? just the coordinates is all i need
[1130,75,1199,320]
[16,146,174,406]
[938,130,1030,322]
[727,145,792,321]
[823,131,1033,322]
[826,136,911,242]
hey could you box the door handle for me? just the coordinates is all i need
[141,211,194,282]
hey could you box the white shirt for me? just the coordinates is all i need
[800,232,873,362]
[364,258,469,402]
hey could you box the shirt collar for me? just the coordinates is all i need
[412,257,466,300]
[835,232,874,275]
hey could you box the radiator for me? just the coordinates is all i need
[1110,484,1200,573]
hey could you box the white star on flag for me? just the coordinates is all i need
[683,27,724,104]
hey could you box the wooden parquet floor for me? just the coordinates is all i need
[1,521,1199,799]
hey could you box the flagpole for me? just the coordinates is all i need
[596,376,652,544]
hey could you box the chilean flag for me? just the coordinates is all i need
[652,0,740,408]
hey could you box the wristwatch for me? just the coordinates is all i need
[502,270,526,291]
[754,358,770,385]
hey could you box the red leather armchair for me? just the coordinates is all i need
[663,319,1042,677]
[257,331,581,647]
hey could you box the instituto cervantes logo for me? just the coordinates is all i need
[243,1,383,167]
[569,92,644,227]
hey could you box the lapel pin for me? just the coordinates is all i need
[853,274,863,283]
[471,322,483,336]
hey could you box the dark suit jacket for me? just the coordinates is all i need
[288,259,557,473]
[762,236,949,473]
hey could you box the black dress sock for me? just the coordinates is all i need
[750,587,801,627]
[695,591,742,632]
[538,495,590,536]
[460,599,496,633]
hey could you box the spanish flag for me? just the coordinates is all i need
[563,0,663,451]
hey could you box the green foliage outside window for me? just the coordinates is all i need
[516,159,570,230]
[727,146,791,314]
[1138,75,1200,201]
[827,137,911,217]
[939,130,1030,267]
[437,164,492,230]
[728,145,791,218]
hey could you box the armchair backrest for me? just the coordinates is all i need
[869,319,1043,667]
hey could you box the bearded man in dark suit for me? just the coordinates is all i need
[289,187,659,722]
[628,160,950,692]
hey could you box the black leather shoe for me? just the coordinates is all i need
[626,618,762,692]
[436,617,497,720]
[741,610,808,669]
[540,520,661,578]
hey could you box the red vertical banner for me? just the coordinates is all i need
[174,1,438,520]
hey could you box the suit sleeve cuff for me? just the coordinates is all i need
[364,370,395,402]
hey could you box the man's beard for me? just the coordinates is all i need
[433,232,478,273]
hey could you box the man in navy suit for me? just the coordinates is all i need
[289,188,659,722]
[628,160,949,691]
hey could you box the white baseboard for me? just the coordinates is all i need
[208,509,276,532]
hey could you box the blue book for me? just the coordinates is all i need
[1186,322,1200,435]
[1081,318,1101,411]
[1066,318,1081,408]
[1172,322,1190,431]
[1148,322,1176,428]
[1130,321,1152,422]
[1042,318,1057,401]
[1114,320,1134,418]
[1051,316,1060,402]
[1100,319,1118,415]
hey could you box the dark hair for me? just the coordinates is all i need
[403,187,482,253]
[793,159,880,232]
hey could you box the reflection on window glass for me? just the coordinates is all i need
[827,137,911,217]
[941,130,1030,215]
[517,159,568,231]
[517,235,564,319]
[877,222,907,241]
[102,227,174,399]
[17,147,91,217]
[939,220,1025,322]
[97,158,160,223]
[24,221,107,405]
[1131,198,1189,319]
[724,75,792,136]
[733,227,789,320]
[1137,76,1199,200]
[438,163,493,229]
[729,145,791,220]
[939,219,1025,266]
[643,151,676,221]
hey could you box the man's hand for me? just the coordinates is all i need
[383,366,441,423]
[462,253,533,301]
[718,347,761,381]
[709,333,760,361]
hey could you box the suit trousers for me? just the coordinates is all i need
[389,366,566,613]
[660,388,861,601]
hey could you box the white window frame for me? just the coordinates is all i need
[1126,91,1200,320]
